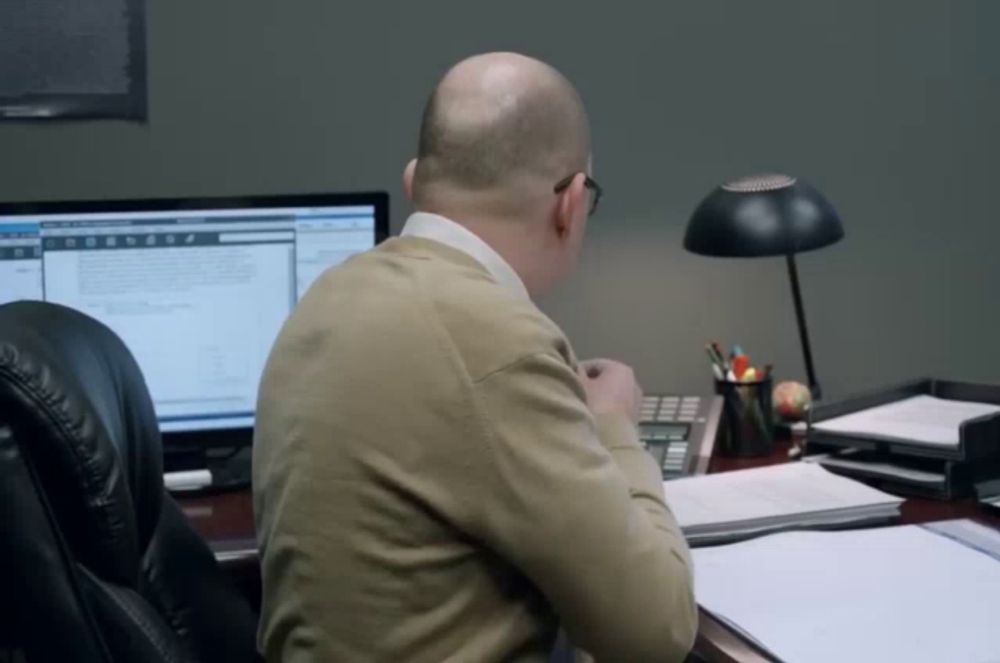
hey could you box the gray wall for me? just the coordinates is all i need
[1,1,997,400]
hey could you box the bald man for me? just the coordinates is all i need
[253,53,697,662]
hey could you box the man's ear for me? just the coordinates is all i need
[554,172,587,239]
[403,159,418,202]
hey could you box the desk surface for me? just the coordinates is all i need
[178,441,1000,663]
[694,442,1000,661]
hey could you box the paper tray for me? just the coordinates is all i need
[814,452,1000,500]
[808,378,1000,462]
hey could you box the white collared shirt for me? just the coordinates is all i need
[400,212,530,301]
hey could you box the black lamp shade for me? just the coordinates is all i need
[684,175,844,257]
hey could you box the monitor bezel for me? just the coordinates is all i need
[0,190,390,449]
[0,191,390,243]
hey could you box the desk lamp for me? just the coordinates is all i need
[683,174,844,400]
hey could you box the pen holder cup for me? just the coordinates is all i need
[714,377,775,457]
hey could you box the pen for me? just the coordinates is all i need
[705,344,726,381]
[711,342,729,371]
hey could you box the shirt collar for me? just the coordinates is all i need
[400,212,530,301]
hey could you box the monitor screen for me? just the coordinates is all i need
[0,192,389,434]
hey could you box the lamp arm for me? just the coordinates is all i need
[785,254,822,401]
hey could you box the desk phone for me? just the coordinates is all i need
[639,394,723,480]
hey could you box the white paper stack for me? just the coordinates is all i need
[662,462,903,546]
[812,394,1000,447]
[692,520,1000,663]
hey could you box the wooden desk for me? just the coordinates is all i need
[178,442,1000,663]
[180,489,256,553]
[179,490,260,608]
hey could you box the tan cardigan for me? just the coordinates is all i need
[252,236,696,662]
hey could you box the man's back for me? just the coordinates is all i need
[253,235,696,662]
[255,236,575,661]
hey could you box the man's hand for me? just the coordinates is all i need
[578,359,643,424]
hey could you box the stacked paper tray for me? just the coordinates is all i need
[807,379,1000,499]
[808,379,1000,461]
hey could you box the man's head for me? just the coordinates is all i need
[404,52,596,296]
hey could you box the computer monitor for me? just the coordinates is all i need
[0,192,389,436]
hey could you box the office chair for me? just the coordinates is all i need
[0,301,260,663]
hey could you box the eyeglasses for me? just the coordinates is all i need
[554,173,603,216]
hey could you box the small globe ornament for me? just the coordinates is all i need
[773,380,812,421]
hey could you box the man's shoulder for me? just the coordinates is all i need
[293,237,575,381]
[425,270,573,383]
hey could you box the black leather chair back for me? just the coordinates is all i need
[0,301,260,663]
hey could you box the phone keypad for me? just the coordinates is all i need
[639,395,706,479]
[641,394,705,424]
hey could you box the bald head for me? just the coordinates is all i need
[412,53,591,213]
